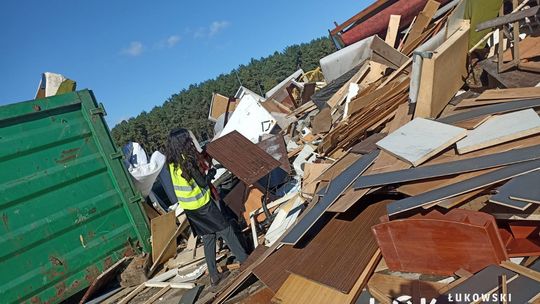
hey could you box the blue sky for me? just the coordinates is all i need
[0,0,369,126]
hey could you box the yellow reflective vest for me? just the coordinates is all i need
[169,163,210,210]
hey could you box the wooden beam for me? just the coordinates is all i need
[476,6,540,31]
[401,0,440,51]
[385,15,401,48]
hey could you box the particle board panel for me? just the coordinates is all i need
[436,265,517,304]
[376,118,467,167]
[373,209,508,276]
[386,160,540,216]
[456,109,540,154]
[206,131,280,185]
[415,23,470,118]
[281,151,379,245]
[490,172,540,210]
[354,144,540,189]
[509,170,540,204]
[438,98,540,124]
[288,200,390,293]
[252,245,301,293]
[151,212,177,264]
[272,250,381,304]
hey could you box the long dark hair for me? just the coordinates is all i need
[166,128,207,188]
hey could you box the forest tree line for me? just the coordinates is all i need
[111,37,335,153]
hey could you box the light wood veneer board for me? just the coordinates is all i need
[367,273,446,304]
[438,98,540,124]
[370,35,409,69]
[288,200,390,293]
[271,250,381,304]
[354,144,540,189]
[477,87,540,101]
[435,187,487,209]
[401,0,440,52]
[455,97,538,109]
[385,15,401,48]
[281,151,379,245]
[415,23,470,118]
[386,159,540,216]
[151,212,176,264]
[376,118,467,167]
[456,109,540,154]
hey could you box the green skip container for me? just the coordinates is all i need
[0,90,151,303]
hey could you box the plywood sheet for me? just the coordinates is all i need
[288,200,390,293]
[376,118,466,166]
[456,109,540,154]
[373,209,508,276]
[386,160,540,216]
[415,23,470,118]
[151,212,177,263]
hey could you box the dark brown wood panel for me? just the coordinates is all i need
[287,199,390,293]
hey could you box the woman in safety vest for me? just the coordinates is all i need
[166,128,247,287]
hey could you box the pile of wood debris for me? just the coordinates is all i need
[106,0,540,303]
[204,0,540,303]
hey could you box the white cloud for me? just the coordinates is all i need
[209,21,230,37]
[122,41,144,56]
[166,35,181,47]
[192,21,230,38]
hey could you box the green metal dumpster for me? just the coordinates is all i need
[0,90,151,303]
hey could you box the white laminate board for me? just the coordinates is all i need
[376,117,467,166]
[457,109,540,154]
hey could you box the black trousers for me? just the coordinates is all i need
[201,225,248,280]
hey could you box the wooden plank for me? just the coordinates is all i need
[281,151,378,245]
[373,209,508,275]
[354,144,540,189]
[151,212,176,264]
[438,98,540,124]
[415,23,470,118]
[457,109,540,154]
[476,6,540,31]
[118,283,146,304]
[330,0,391,35]
[376,118,467,167]
[477,87,540,101]
[272,250,381,304]
[370,35,409,70]
[385,15,401,48]
[142,285,171,304]
[401,0,440,51]
[288,200,390,293]
[503,260,540,304]
[386,160,540,216]
[501,261,540,283]
[455,97,538,109]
